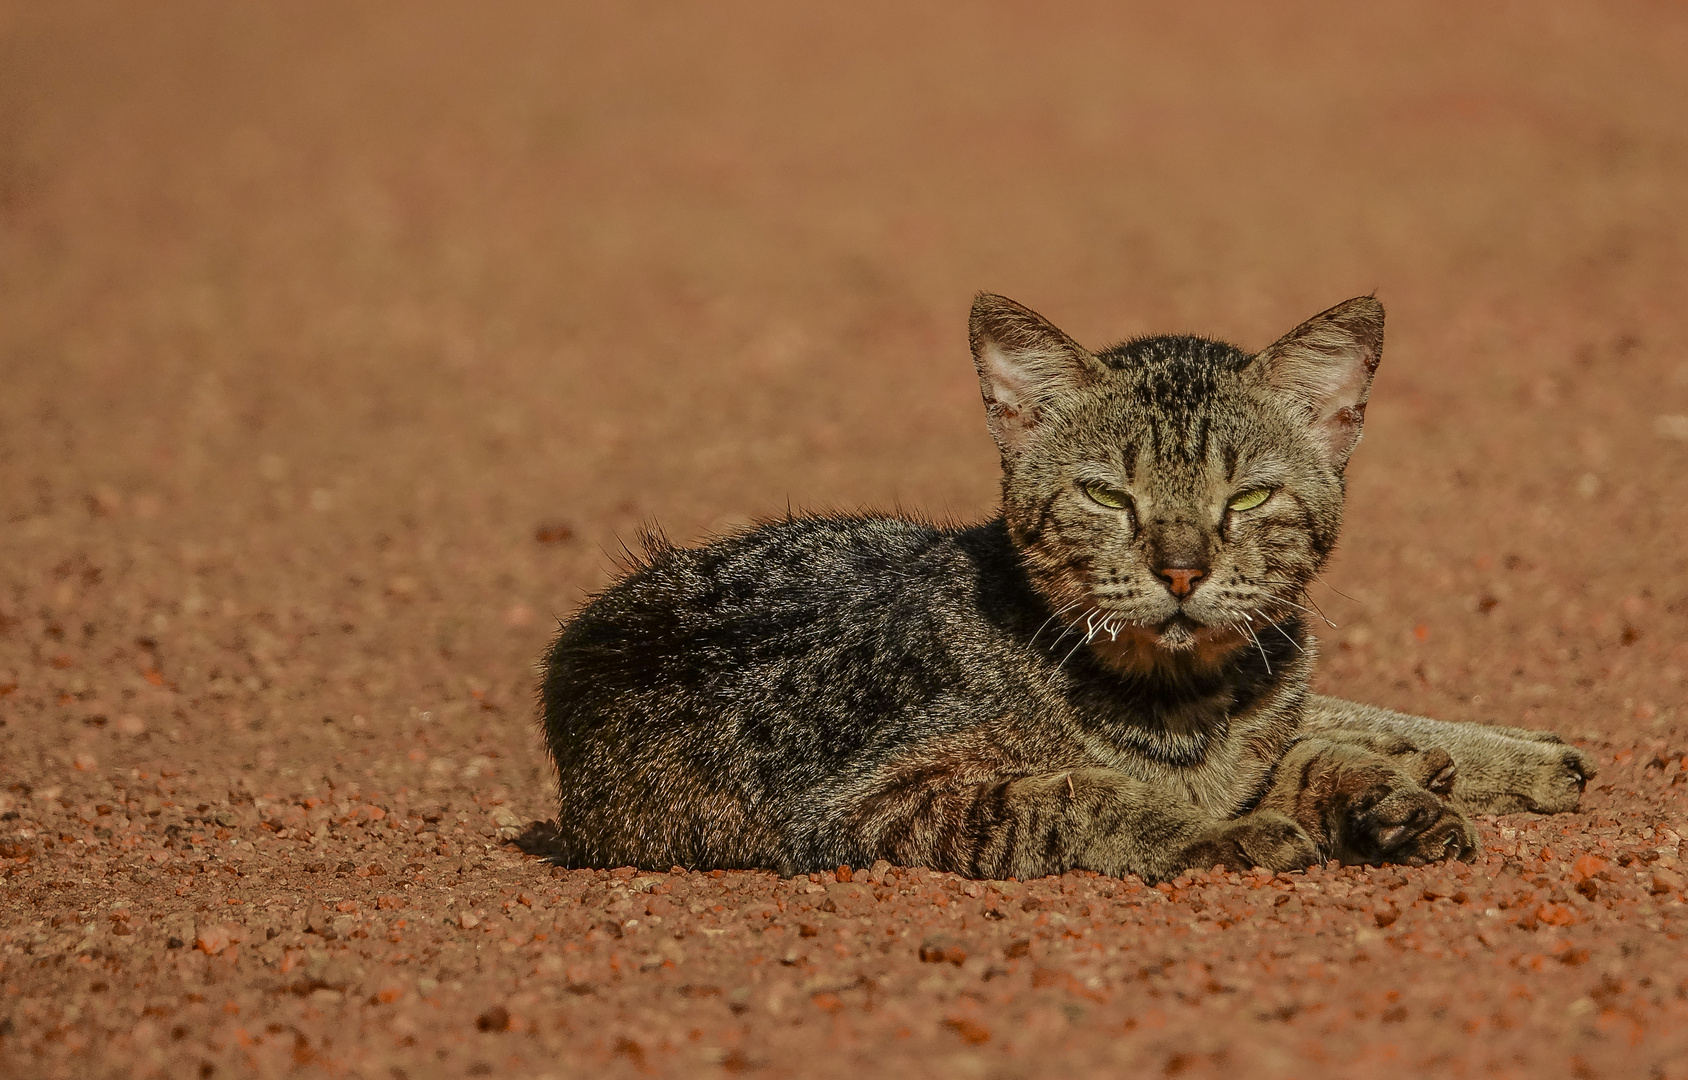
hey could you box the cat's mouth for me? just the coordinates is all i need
[1080,612,1251,676]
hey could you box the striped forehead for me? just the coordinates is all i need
[1100,334,1252,471]
[1120,427,1234,495]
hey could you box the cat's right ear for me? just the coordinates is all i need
[969,293,1104,457]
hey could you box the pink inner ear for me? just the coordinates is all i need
[969,293,1104,456]
[974,335,1091,453]
[977,340,1034,451]
[1322,403,1367,462]
[1317,350,1374,412]
[978,340,1042,412]
[1252,298,1383,468]
[987,403,1035,451]
[1252,343,1374,464]
[1309,357,1372,432]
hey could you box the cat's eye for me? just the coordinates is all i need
[1081,480,1131,510]
[1226,488,1272,512]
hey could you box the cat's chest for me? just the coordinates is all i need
[1048,681,1302,814]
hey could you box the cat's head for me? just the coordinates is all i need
[969,293,1382,673]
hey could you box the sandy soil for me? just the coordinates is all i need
[3,3,1688,1077]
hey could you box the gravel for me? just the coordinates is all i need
[4,3,1688,1078]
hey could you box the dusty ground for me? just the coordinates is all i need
[3,2,1688,1077]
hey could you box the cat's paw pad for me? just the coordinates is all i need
[1176,810,1319,875]
[1340,777,1476,866]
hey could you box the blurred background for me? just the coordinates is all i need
[1,1,1685,773]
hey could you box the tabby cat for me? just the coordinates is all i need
[537,294,1592,882]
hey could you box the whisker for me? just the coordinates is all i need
[1296,590,1339,629]
[1262,611,1308,655]
[1310,573,1364,605]
[1028,599,1082,650]
[1264,594,1338,629]
[1048,606,1099,685]
[1240,619,1271,674]
[1044,606,1090,653]
[1055,633,1094,681]
[1255,578,1351,624]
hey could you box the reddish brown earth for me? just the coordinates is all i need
[4,4,1688,1078]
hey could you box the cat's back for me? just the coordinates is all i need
[637,513,959,623]
[543,514,1025,731]
[561,513,958,649]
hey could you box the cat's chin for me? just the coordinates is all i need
[1155,619,1200,651]
[1083,617,1249,675]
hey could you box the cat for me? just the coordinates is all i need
[535,293,1593,882]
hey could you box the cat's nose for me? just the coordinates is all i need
[1157,566,1205,599]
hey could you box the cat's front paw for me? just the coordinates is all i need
[1173,810,1320,877]
[1267,741,1476,868]
[1303,730,1462,797]
[1524,743,1596,814]
[1454,741,1596,815]
[1336,768,1477,866]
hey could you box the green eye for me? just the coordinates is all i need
[1227,488,1271,512]
[1081,481,1130,510]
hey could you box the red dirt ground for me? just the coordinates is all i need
[3,3,1688,1078]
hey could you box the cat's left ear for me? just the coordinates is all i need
[1248,296,1384,471]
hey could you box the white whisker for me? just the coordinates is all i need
[1296,590,1338,628]
[1310,573,1364,605]
[1048,606,1100,685]
[1254,579,1343,628]
[1044,606,1089,653]
[1261,610,1307,655]
[1268,594,1338,629]
[1240,618,1271,674]
[1028,599,1082,650]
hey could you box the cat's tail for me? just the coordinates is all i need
[511,818,571,862]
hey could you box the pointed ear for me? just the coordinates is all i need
[969,293,1104,457]
[1248,296,1384,470]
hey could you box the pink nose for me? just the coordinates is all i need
[1159,567,1204,599]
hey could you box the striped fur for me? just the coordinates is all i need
[536,295,1592,881]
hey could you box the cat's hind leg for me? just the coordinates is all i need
[1302,695,1594,815]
